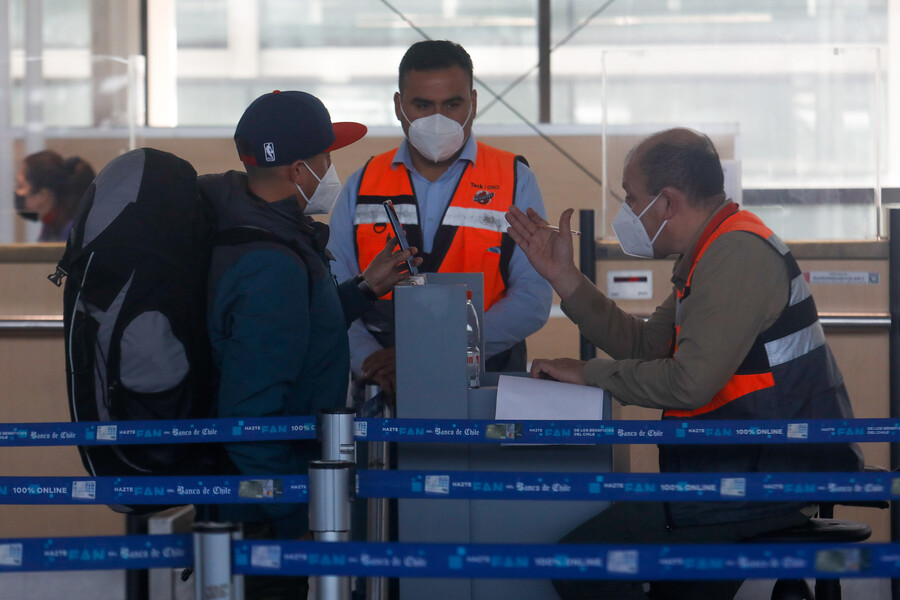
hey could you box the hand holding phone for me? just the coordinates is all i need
[383,200,419,275]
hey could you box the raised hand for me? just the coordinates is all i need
[505,206,583,300]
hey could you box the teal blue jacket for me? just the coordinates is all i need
[201,171,369,538]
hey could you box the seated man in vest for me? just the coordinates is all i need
[327,40,552,397]
[505,127,863,600]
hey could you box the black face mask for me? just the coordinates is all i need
[14,193,39,222]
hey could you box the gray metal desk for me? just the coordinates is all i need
[394,276,612,600]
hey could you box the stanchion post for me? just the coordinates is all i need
[309,460,354,600]
[890,208,900,600]
[319,408,357,463]
[192,522,238,600]
[230,524,244,600]
[579,209,597,361]
[367,389,391,600]
[125,513,149,600]
[320,407,362,599]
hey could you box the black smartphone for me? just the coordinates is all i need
[382,200,419,275]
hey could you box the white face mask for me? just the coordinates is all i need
[400,103,472,163]
[611,192,668,259]
[296,162,342,215]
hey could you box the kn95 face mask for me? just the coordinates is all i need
[401,103,472,163]
[611,192,668,259]
[297,162,342,215]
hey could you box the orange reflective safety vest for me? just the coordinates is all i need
[665,203,825,418]
[353,142,519,310]
[658,203,861,527]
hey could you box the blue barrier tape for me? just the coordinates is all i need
[0,534,191,572]
[2,417,898,447]
[0,416,316,447]
[0,476,308,505]
[1,471,892,504]
[355,417,900,444]
[234,540,900,580]
[3,535,898,580]
[357,470,896,502]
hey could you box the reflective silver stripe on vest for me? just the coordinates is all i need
[790,274,812,306]
[442,206,507,233]
[354,202,418,225]
[764,320,825,367]
[767,233,790,256]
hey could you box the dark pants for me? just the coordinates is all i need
[552,502,811,600]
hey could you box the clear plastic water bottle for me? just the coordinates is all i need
[465,290,481,388]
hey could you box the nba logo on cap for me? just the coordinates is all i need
[264,142,276,162]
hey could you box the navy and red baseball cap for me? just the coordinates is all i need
[234,90,367,167]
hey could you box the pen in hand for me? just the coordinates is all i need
[547,225,582,237]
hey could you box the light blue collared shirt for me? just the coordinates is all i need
[327,135,552,374]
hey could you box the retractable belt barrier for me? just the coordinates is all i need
[0,534,191,572]
[234,539,898,581]
[0,416,316,447]
[0,475,309,505]
[2,416,900,447]
[3,414,899,587]
[2,535,897,582]
[0,470,895,505]
[354,417,900,444]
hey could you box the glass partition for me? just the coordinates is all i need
[172,0,541,128]
[598,45,884,241]
[1,0,895,243]
[4,53,145,244]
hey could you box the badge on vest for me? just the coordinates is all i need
[473,190,494,205]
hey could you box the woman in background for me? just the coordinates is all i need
[14,150,95,242]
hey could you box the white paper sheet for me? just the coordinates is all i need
[495,374,606,420]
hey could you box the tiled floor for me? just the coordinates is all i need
[0,572,893,600]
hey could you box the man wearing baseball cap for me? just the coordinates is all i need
[199,90,420,600]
